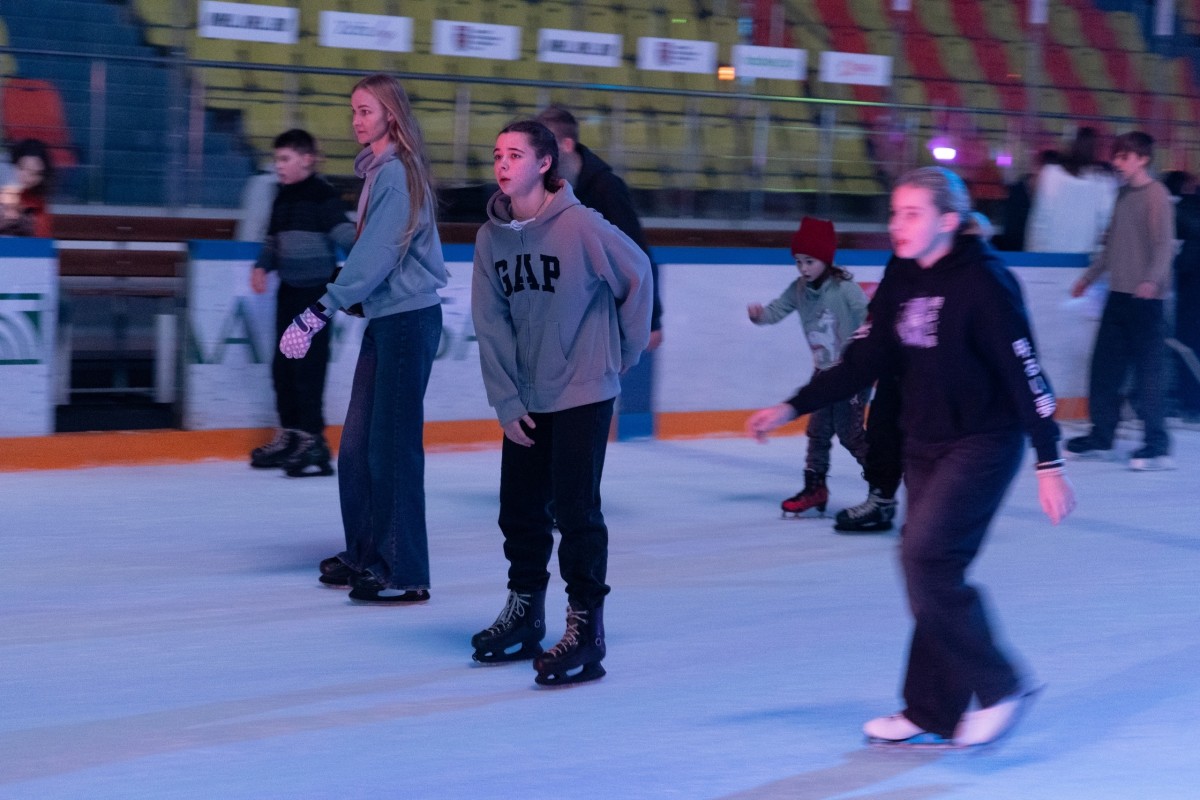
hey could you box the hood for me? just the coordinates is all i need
[486,179,581,231]
[354,143,397,181]
[924,232,992,274]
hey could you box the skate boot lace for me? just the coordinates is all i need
[485,591,529,635]
[544,606,587,658]
[844,495,879,519]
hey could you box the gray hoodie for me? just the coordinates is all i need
[472,181,653,425]
[318,144,447,318]
[753,275,868,370]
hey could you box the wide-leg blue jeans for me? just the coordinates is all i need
[335,303,441,590]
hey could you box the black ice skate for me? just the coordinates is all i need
[283,432,334,477]
[471,590,546,664]
[533,602,605,687]
[781,470,828,518]
[318,556,362,588]
[250,428,300,468]
[833,487,896,533]
[1064,433,1113,460]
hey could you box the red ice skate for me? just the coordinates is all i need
[781,470,828,518]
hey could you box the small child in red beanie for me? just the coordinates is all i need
[748,216,872,520]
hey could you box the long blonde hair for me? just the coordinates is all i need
[352,73,436,241]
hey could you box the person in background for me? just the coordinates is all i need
[1163,170,1200,424]
[1066,132,1176,470]
[0,138,53,238]
[993,149,1060,252]
[249,128,355,476]
[1027,127,1117,255]
[535,106,661,350]
[747,166,1075,748]
[282,74,447,605]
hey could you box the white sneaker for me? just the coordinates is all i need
[1129,455,1176,471]
[953,685,1042,747]
[863,713,940,744]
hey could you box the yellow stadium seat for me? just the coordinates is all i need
[913,0,959,37]
[1048,4,1086,48]
[1108,12,1147,52]
[980,0,1024,43]
[846,0,889,31]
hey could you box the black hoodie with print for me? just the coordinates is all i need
[784,233,1062,464]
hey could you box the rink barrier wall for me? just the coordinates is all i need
[0,242,1093,471]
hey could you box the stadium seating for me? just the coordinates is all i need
[5,0,1200,206]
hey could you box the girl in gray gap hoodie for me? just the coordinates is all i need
[470,120,651,687]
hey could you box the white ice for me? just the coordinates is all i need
[3,424,1199,799]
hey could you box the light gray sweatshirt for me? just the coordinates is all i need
[752,274,868,371]
[1082,179,1175,297]
[472,181,653,425]
[318,144,447,318]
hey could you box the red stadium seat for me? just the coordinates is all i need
[1,77,77,167]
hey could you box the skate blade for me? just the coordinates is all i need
[533,662,606,688]
[833,522,893,534]
[781,510,827,520]
[317,580,351,589]
[1065,449,1115,462]
[471,643,543,665]
[284,465,335,478]
[866,732,955,749]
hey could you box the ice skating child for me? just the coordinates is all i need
[280,74,447,604]
[747,167,1076,747]
[249,128,355,476]
[748,216,871,519]
[470,119,652,686]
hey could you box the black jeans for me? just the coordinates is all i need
[1087,291,1169,453]
[273,282,331,435]
[1175,272,1200,415]
[899,430,1024,738]
[497,398,615,609]
[863,373,904,497]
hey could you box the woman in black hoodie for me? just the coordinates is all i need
[747,167,1076,748]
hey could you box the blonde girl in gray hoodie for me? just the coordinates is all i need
[281,73,447,605]
[470,120,652,686]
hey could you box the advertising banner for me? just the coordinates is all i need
[432,20,521,60]
[319,11,412,52]
[198,1,299,44]
[731,44,806,81]
[636,37,718,74]
[0,239,57,436]
[537,28,623,68]
[818,51,892,86]
[184,243,490,431]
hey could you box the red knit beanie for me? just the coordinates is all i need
[790,216,837,265]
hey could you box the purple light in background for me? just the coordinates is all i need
[932,145,957,161]
[995,151,1014,167]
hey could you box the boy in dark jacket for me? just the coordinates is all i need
[249,129,356,475]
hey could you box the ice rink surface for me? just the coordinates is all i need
[3,424,1198,799]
